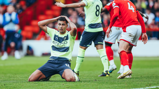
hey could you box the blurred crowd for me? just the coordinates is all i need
[1,0,159,40]
[0,0,158,57]
[0,0,36,58]
[56,0,159,39]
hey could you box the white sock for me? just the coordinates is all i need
[124,65,130,73]
[109,60,115,66]
[120,65,124,70]
[73,73,79,82]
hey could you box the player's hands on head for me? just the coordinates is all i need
[106,27,111,38]
[141,33,148,44]
[55,2,66,8]
[60,16,71,22]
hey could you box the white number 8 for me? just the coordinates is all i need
[128,2,134,12]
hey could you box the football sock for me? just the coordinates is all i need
[124,65,130,73]
[119,55,124,71]
[127,52,133,69]
[97,49,108,73]
[119,65,124,71]
[105,46,114,62]
[119,51,130,72]
[119,51,129,66]
[74,48,85,73]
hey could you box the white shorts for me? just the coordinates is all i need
[120,25,142,46]
[105,26,122,44]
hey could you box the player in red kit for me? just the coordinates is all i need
[106,0,148,79]
[101,1,123,75]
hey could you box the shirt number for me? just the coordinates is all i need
[128,2,134,12]
[95,5,100,17]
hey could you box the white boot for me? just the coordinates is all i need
[15,51,21,59]
[1,52,8,60]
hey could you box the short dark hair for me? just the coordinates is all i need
[57,17,68,23]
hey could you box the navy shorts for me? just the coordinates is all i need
[80,31,105,47]
[38,59,71,78]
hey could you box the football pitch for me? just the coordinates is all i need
[0,56,159,89]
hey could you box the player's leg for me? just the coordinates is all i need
[96,44,109,77]
[124,25,141,78]
[62,69,79,82]
[117,40,132,79]
[90,31,109,76]
[28,70,46,81]
[74,31,92,75]
[59,60,79,82]
[105,43,117,73]
[28,60,57,81]
[117,25,141,79]
[125,45,133,78]
[105,27,122,73]
[126,45,133,69]
[13,33,21,59]
[1,32,11,60]
[73,46,87,76]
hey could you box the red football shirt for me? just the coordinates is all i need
[110,0,140,32]
[104,2,122,27]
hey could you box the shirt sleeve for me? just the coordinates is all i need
[47,27,55,37]
[82,0,91,6]
[104,2,112,11]
[109,6,119,28]
[12,13,19,24]
[136,11,146,33]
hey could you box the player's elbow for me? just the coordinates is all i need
[78,2,85,7]
[38,21,42,27]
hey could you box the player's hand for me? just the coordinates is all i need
[55,2,66,8]
[106,27,111,38]
[79,12,85,17]
[60,16,71,22]
[141,33,148,44]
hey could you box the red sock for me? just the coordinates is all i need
[105,46,113,61]
[119,56,123,65]
[127,52,133,69]
[119,51,129,66]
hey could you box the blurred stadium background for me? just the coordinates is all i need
[0,0,159,89]
[0,0,159,57]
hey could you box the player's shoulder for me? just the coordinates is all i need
[106,1,113,6]
[114,0,126,3]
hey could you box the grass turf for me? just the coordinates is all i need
[0,56,159,89]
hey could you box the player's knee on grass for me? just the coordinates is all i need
[62,69,75,82]
[28,70,46,82]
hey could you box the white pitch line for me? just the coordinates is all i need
[132,86,159,89]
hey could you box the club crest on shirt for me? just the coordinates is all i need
[52,35,69,47]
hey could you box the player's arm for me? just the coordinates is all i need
[63,16,77,36]
[101,3,111,12]
[106,7,119,38]
[101,7,108,12]
[136,11,148,44]
[38,17,60,33]
[55,2,85,8]
[109,7,119,28]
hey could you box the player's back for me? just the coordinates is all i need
[104,1,122,27]
[114,0,140,29]
[83,0,103,32]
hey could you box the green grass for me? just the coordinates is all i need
[0,56,159,89]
